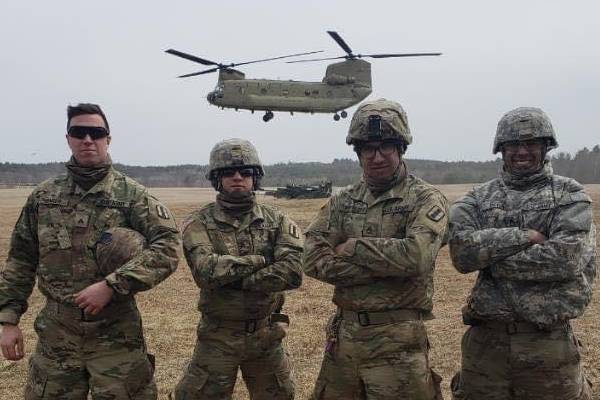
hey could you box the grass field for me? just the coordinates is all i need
[0,184,599,399]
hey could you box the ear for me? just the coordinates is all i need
[106,135,112,145]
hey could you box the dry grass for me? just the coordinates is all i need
[0,184,599,399]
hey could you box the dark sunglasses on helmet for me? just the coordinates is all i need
[220,167,255,178]
[68,126,109,140]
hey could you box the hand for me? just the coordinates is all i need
[73,281,114,316]
[528,229,546,245]
[0,324,24,361]
[334,239,356,257]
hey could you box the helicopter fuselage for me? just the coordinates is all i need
[207,59,372,114]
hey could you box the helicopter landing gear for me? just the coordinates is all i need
[263,111,274,122]
[333,113,341,121]
[340,110,348,118]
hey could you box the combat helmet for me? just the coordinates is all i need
[346,99,413,147]
[95,227,146,275]
[493,107,558,154]
[206,138,264,190]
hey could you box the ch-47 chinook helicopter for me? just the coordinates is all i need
[166,31,441,122]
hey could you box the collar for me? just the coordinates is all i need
[213,201,265,230]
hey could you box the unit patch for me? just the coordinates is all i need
[426,205,445,222]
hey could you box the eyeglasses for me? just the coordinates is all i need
[220,167,255,178]
[502,140,544,152]
[359,142,398,158]
[68,126,109,140]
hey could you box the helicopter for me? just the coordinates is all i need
[166,31,441,122]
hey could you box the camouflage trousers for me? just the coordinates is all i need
[24,302,156,400]
[313,317,443,400]
[451,323,593,400]
[173,317,295,400]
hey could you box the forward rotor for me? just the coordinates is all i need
[165,49,324,78]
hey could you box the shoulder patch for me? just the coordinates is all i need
[426,205,445,222]
[288,223,300,239]
[155,204,170,219]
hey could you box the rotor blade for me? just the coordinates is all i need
[178,67,220,78]
[285,55,349,64]
[231,50,324,68]
[165,49,219,66]
[365,52,442,58]
[327,31,353,56]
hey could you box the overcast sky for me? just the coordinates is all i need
[1,1,598,166]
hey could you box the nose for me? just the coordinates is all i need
[82,134,94,143]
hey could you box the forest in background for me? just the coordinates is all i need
[1,145,599,187]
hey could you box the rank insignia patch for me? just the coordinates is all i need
[289,223,299,239]
[156,204,170,219]
[426,205,445,222]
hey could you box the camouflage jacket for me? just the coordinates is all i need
[303,173,449,314]
[0,167,180,325]
[182,201,303,320]
[449,162,597,328]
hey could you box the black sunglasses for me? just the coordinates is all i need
[220,167,255,178]
[68,126,109,140]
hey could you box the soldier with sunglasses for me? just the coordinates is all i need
[0,103,180,399]
[304,99,448,399]
[173,138,303,399]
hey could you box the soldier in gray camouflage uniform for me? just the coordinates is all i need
[304,99,447,400]
[0,103,180,399]
[449,107,596,400]
[173,138,303,400]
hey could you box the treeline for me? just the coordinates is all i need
[1,145,599,187]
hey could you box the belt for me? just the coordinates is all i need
[477,320,569,334]
[208,317,270,333]
[340,309,422,327]
[44,299,136,322]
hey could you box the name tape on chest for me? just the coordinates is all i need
[426,205,445,222]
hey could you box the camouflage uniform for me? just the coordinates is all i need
[304,99,447,400]
[449,107,596,400]
[0,167,180,399]
[173,139,303,400]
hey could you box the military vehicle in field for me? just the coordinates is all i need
[265,181,332,199]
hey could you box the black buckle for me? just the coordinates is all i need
[357,311,370,327]
[245,320,257,333]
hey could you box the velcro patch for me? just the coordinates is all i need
[426,205,445,222]
[155,204,170,220]
[288,223,299,239]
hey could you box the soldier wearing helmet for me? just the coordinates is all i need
[303,99,448,399]
[0,103,180,399]
[449,107,596,399]
[173,138,303,400]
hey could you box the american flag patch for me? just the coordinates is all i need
[426,205,445,222]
